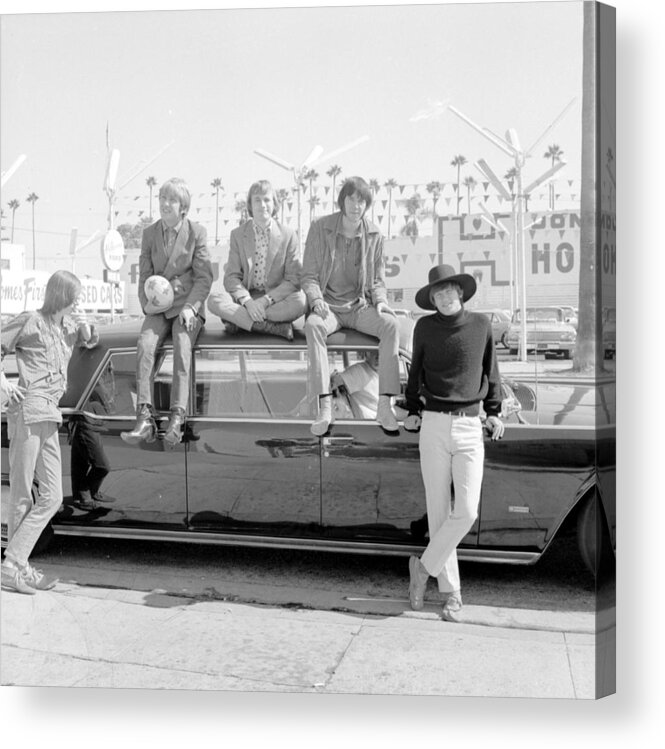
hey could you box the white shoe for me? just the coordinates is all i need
[376,395,399,434]
[1,563,37,595]
[441,591,463,622]
[311,395,332,436]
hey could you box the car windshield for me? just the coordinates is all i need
[514,308,563,323]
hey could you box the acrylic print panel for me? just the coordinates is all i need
[0,0,615,701]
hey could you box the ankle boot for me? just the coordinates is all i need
[121,404,156,445]
[376,395,399,435]
[251,320,294,340]
[311,395,333,436]
[163,407,185,446]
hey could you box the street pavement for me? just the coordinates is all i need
[1,560,614,699]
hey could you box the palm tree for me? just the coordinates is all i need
[304,168,319,198]
[384,178,398,238]
[426,181,442,218]
[326,164,342,209]
[450,154,467,214]
[146,176,157,220]
[8,199,20,243]
[210,177,223,244]
[504,167,518,198]
[401,193,425,240]
[276,188,290,225]
[303,169,319,230]
[462,175,477,214]
[543,144,564,209]
[369,178,380,222]
[234,198,248,226]
[26,192,39,269]
[308,195,320,222]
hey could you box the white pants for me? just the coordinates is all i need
[419,411,485,593]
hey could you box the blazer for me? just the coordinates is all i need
[138,218,213,319]
[223,219,302,304]
[300,212,388,308]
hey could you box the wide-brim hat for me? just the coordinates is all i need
[414,264,477,310]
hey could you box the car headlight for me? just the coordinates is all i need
[561,332,576,342]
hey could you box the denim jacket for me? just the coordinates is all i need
[300,212,388,308]
[1,311,98,424]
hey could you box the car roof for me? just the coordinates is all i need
[92,315,415,352]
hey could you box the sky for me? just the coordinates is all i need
[1,0,584,273]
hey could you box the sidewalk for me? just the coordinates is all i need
[1,561,613,698]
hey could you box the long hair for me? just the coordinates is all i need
[40,270,82,315]
[337,176,373,214]
[246,180,279,218]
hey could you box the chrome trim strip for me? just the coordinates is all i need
[51,525,541,565]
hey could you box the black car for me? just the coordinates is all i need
[1,317,615,577]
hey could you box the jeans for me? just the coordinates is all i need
[136,313,202,411]
[5,409,63,568]
[419,411,485,593]
[304,305,400,410]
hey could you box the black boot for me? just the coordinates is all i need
[163,407,185,446]
[120,404,156,445]
[252,320,294,340]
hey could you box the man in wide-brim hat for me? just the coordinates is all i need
[403,264,504,622]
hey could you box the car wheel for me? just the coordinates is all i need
[576,492,614,578]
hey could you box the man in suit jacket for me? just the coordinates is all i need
[207,180,306,340]
[121,177,213,446]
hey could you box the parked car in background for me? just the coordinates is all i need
[473,308,512,348]
[602,307,616,359]
[1,316,614,579]
[559,305,579,329]
[506,307,577,359]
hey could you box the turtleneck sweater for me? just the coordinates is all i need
[404,308,502,417]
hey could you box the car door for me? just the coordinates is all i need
[318,349,480,550]
[185,345,322,540]
[59,348,189,529]
[477,380,607,554]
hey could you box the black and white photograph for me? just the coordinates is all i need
[0,0,649,742]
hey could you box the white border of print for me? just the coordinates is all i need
[1,0,659,747]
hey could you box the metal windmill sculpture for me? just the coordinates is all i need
[253,136,369,246]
